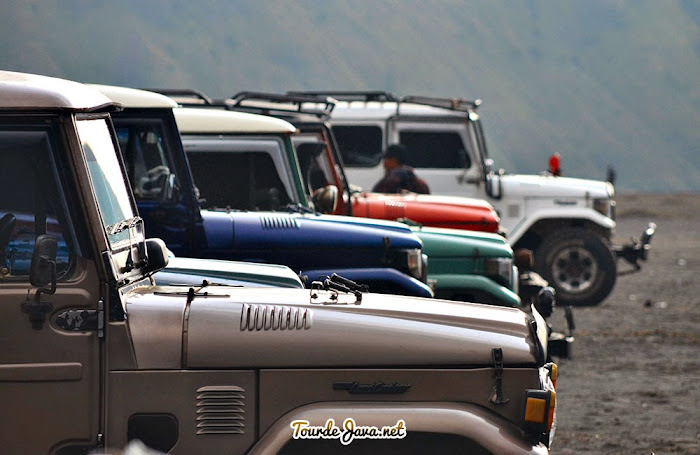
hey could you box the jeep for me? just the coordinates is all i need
[289,91,656,306]
[1,71,555,454]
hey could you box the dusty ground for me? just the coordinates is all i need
[549,193,700,454]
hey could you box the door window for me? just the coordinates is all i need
[332,125,383,167]
[0,129,73,278]
[398,131,470,169]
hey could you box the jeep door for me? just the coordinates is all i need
[390,118,484,197]
[0,116,102,453]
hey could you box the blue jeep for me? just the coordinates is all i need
[94,85,432,297]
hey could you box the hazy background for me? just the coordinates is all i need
[1,0,698,192]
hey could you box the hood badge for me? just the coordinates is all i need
[333,381,411,395]
[309,274,367,304]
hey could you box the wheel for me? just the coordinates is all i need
[534,228,616,306]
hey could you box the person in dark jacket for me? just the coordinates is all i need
[372,144,430,194]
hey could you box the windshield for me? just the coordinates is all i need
[77,118,136,245]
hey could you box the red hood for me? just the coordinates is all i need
[350,192,500,233]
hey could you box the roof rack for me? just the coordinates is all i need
[142,88,217,106]
[401,96,482,112]
[228,91,336,117]
[287,91,481,113]
[287,91,399,102]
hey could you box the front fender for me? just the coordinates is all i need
[430,274,521,307]
[250,402,548,455]
[509,207,615,245]
[302,268,434,298]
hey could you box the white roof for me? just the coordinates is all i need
[329,101,468,120]
[90,84,179,109]
[174,107,297,134]
[0,71,115,112]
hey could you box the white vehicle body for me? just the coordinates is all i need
[327,100,615,243]
[299,92,654,306]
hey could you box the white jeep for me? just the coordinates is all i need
[290,91,656,306]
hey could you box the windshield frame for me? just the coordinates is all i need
[75,114,142,250]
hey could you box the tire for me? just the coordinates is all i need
[534,228,616,306]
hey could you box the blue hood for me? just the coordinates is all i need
[199,209,423,274]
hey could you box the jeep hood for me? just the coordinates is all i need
[224,211,422,249]
[499,174,613,199]
[125,286,542,369]
[353,192,500,232]
[412,226,513,258]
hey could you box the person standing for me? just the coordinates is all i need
[372,144,430,194]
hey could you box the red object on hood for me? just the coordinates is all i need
[350,192,501,234]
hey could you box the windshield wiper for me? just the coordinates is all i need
[106,216,143,236]
[284,203,315,214]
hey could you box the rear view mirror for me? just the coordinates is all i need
[312,185,339,214]
[30,234,57,295]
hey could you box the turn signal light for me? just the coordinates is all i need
[522,389,556,435]
[544,362,558,388]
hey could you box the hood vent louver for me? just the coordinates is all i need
[240,304,312,331]
[260,216,300,230]
[195,386,246,435]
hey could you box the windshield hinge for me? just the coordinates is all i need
[55,299,105,338]
[489,348,509,405]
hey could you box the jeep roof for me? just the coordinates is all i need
[91,84,178,109]
[174,107,297,134]
[1,71,116,111]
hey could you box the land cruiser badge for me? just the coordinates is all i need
[333,381,411,395]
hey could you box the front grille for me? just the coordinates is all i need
[195,386,245,435]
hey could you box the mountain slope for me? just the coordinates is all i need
[0,0,697,191]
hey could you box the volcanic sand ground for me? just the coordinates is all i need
[549,193,699,454]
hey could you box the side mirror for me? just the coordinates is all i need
[30,234,57,295]
[312,185,339,214]
[144,238,169,275]
[22,235,58,330]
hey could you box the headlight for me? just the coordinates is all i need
[593,198,616,219]
[484,257,513,287]
[395,248,424,281]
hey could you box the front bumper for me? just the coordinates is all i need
[613,222,657,273]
